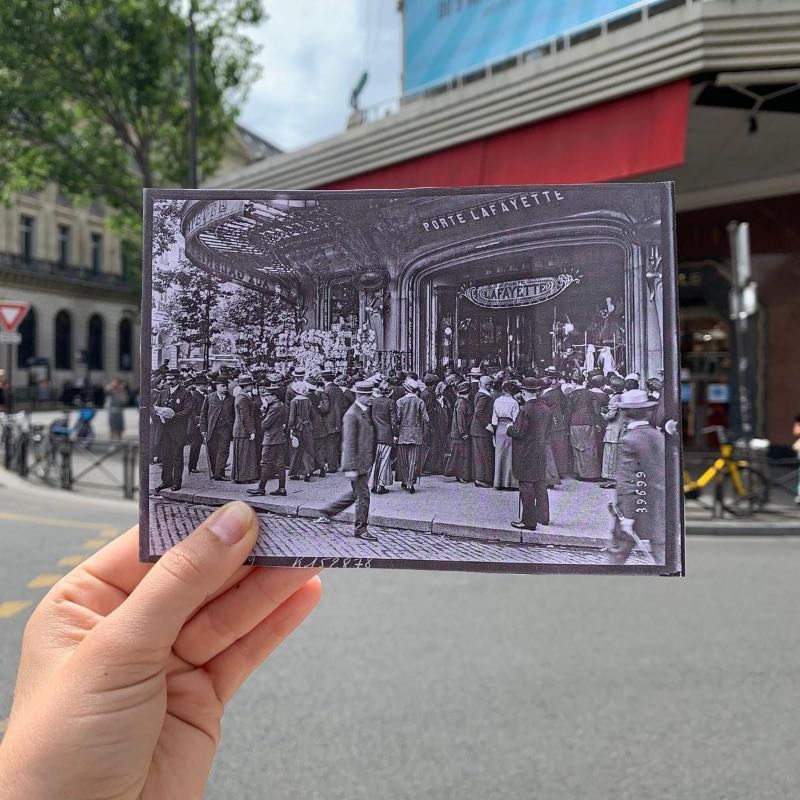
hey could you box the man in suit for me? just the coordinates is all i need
[543,367,571,478]
[607,389,666,565]
[247,374,288,497]
[200,377,235,481]
[315,380,377,541]
[471,375,495,487]
[508,377,552,531]
[369,380,397,493]
[186,375,208,474]
[467,366,482,408]
[568,375,604,481]
[152,369,191,492]
[321,369,347,472]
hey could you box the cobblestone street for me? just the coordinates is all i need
[150,499,655,570]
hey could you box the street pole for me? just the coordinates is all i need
[187,0,199,189]
[727,221,756,440]
[6,343,12,413]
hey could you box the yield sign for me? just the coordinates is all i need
[0,301,30,333]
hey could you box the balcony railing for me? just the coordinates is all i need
[0,251,134,290]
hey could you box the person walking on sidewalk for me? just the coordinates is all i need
[508,377,551,531]
[247,375,288,497]
[370,380,398,494]
[315,380,378,541]
[200,378,235,481]
[395,378,430,494]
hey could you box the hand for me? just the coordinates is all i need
[249,433,255,441]
[344,470,358,479]
[0,502,321,800]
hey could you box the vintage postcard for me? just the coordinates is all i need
[140,185,683,575]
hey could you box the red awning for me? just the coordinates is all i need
[322,80,689,189]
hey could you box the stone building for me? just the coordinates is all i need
[0,125,279,402]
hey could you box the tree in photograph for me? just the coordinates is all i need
[152,258,228,369]
[0,0,264,243]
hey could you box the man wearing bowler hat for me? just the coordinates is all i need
[186,374,208,474]
[152,369,192,493]
[200,376,235,481]
[247,374,288,497]
[315,380,378,541]
[507,377,552,531]
[321,369,347,472]
[607,389,666,565]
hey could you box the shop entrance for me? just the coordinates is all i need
[422,244,628,374]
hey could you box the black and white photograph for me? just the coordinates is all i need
[140,185,683,575]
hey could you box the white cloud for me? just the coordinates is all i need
[237,0,402,152]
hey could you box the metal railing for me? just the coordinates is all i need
[1,413,138,499]
[0,251,134,290]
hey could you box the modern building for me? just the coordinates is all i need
[0,125,280,404]
[205,0,800,445]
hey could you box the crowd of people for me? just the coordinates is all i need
[150,360,671,561]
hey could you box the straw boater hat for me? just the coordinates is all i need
[238,373,254,387]
[353,380,374,395]
[290,380,308,396]
[320,369,335,380]
[292,367,306,379]
[617,389,657,408]
[403,377,418,393]
[264,373,282,389]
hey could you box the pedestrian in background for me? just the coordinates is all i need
[395,377,430,494]
[491,380,520,490]
[370,380,398,494]
[471,375,495,487]
[104,377,128,440]
[247,375,288,497]
[232,374,258,484]
[200,377,234,481]
[444,381,473,483]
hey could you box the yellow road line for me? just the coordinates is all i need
[82,539,108,550]
[0,511,107,531]
[58,555,86,568]
[27,574,63,589]
[0,600,32,619]
[98,527,119,539]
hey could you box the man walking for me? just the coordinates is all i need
[315,380,378,541]
[607,389,666,565]
[508,377,552,531]
[471,375,495,487]
[152,369,191,493]
[200,377,235,481]
[370,380,397,494]
[247,374,288,497]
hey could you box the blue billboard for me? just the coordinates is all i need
[404,0,644,95]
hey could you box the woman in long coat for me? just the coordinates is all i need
[444,382,473,483]
[395,378,430,493]
[288,381,314,481]
[491,381,519,489]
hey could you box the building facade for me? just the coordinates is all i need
[206,0,800,445]
[0,125,280,402]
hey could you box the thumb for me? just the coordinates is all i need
[103,501,259,657]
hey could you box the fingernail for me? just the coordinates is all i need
[208,502,253,545]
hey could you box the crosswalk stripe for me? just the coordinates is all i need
[82,539,108,550]
[0,600,32,619]
[58,555,86,567]
[27,574,63,589]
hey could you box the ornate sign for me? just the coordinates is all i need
[464,274,580,309]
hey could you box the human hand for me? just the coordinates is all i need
[249,432,255,441]
[0,502,321,800]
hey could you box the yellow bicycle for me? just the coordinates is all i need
[683,426,769,516]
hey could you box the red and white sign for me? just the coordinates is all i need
[0,301,30,333]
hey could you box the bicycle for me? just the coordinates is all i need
[683,425,769,516]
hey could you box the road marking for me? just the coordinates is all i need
[0,511,107,531]
[82,539,108,551]
[99,527,119,539]
[58,555,86,567]
[27,574,63,589]
[0,600,32,618]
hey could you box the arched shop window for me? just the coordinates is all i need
[118,318,133,371]
[17,306,37,368]
[87,313,104,370]
[54,310,73,370]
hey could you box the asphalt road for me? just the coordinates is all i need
[0,480,798,799]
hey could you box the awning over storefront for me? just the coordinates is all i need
[323,80,690,190]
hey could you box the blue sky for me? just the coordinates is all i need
[238,0,403,152]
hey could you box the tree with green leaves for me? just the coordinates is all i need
[0,0,264,237]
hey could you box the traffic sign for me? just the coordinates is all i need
[0,301,30,333]
[0,331,22,345]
